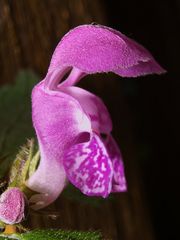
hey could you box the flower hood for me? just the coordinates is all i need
[26,24,165,210]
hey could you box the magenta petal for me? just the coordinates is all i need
[104,135,127,192]
[27,157,67,210]
[115,60,165,77]
[26,81,91,209]
[48,24,165,77]
[106,26,166,76]
[60,86,112,134]
[0,188,27,224]
[63,133,113,197]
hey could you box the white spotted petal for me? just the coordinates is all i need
[63,133,113,197]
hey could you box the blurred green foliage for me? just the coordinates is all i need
[0,71,39,178]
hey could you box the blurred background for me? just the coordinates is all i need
[0,0,179,239]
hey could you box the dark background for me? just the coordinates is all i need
[0,1,179,239]
[104,1,180,239]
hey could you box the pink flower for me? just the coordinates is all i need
[0,187,27,224]
[26,24,165,210]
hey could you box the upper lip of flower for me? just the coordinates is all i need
[48,24,166,77]
[25,24,165,210]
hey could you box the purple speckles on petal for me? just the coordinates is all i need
[105,135,127,192]
[112,158,127,192]
[64,134,113,197]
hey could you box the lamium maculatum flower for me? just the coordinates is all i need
[26,24,165,210]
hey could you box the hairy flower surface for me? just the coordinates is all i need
[26,24,165,209]
[0,187,27,224]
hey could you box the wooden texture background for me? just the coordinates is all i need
[0,0,172,239]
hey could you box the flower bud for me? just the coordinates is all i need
[0,187,28,224]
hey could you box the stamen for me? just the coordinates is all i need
[44,66,71,90]
[60,67,86,87]
[45,67,86,90]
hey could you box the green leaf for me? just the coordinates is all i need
[19,229,102,240]
[0,71,39,178]
[1,229,102,240]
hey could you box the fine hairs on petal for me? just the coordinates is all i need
[28,24,165,208]
[48,24,166,77]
